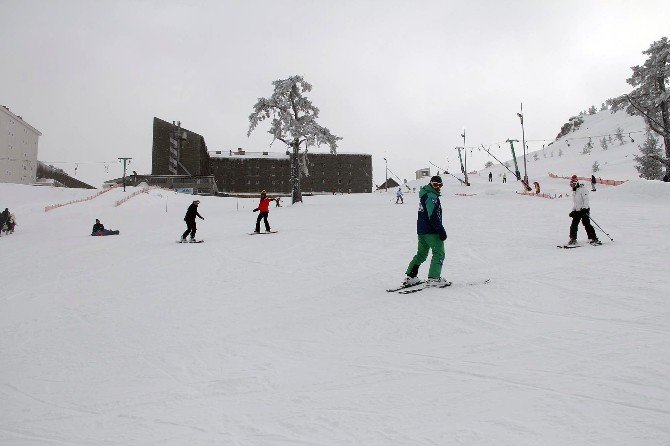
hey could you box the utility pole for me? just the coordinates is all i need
[118,157,132,191]
[461,129,469,185]
[455,147,466,185]
[517,103,528,185]
[505,139,521,181]
[384,157,388,191]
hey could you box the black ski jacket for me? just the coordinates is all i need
[184,203,203,222]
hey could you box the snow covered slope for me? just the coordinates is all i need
[480,110,651,195]
[1,140,670,444]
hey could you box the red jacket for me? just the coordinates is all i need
[258,197,273,213]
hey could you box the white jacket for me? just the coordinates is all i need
[572,184,590,211]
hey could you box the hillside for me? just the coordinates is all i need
[1,132,670,444]
[480,110,652,195]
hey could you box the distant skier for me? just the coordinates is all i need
[253,190,273,233]
[402,176,449,287]
[181,200,204,242]
[396,187,404,204]
[502,173,507,183]
[488,172,493,182]
[91,219,120,236]
[591,174,597,191]
[567,175,600,245]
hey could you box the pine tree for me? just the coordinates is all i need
[582,138,593,154]
[615,127,625,145]
[610,37,670,180]
[592,161,600,173]
[600,137,608,150]
[588,105,598,115]
[600,102,608,111]
[634,130,664,180]
[484,161,493,168]
[248,76,341,203]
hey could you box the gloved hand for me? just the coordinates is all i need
[253,208,259,212]
[583,208,590,215]
[439,231,447,241]
[569,210,578,218]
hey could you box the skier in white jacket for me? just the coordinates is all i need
[568,175,599,245]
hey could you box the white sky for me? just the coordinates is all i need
[1,0,668,187]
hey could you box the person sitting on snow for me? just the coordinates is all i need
[91,219,120,236]
[6,213,16,234]
[0,208,9,235]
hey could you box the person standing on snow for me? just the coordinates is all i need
[402,176,450,287]
[396,187,404,204]
[502,173,507,183]
[253,190,273,233]
[488,172,493,182]
[591,174,597,192]
[568,175,600,245]
[181,199,204,242]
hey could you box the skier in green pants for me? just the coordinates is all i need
[402,176,450,287]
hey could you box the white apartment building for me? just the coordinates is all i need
[0,105,41,184]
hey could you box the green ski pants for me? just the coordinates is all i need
[406,234,445,279]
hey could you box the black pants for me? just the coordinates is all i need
[503,178,506,183]
[182,219,197,239]
[255,212,270,232]
[396,196,403,203]
[570,209,596,240]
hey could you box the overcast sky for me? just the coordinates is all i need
[1,0,668,187]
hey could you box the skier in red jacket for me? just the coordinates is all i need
[253,190,274,233]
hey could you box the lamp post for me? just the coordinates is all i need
[517,103,528,185]
[118,157,132,192]
[384,157,388,191]
[461,129,469,185]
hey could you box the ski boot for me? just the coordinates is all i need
[589,238,602,246]
[402,276,422,287]
[426,277,452,287]
[567,238,578,246]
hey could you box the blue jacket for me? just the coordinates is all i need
[416,184,446,236]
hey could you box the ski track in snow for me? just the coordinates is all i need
[2,125,670,443]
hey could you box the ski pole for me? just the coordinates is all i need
[588,215,614,241]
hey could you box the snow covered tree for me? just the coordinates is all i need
[614,127,625,145]
[582,138,593,154]
[610,37,670,180]
[248,75,342,203]
[600,102,608,111]
[634,130,664,180]
[588,105,598,115]
[592,161,600,173]
[600,137,609,150]
[533,153,539,161]
[484,161,493,168]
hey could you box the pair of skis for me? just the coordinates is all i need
[557,240,603,249]
[387,279,490,294]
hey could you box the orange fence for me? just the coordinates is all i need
[44,185,118,212]
[515,191,571,199]
[549,173,627,186]
[114,186,162,207]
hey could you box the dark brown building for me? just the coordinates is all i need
[151,117,373,195]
